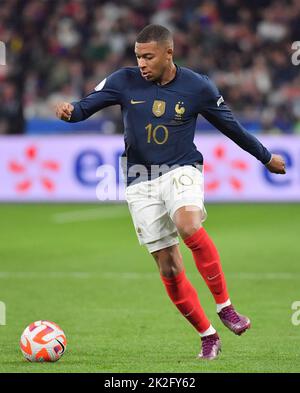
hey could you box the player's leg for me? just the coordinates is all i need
[173,206,229,305]
[150,242,221,360]
[125,178,220,359]
[163,165,250,336]
[173,205,250,336]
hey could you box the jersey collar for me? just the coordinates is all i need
[156,64,181,87]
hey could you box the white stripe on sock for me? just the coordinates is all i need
[199,325,216,337]
[216,299,231,313]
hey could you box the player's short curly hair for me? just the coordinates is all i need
[136,24,173,46]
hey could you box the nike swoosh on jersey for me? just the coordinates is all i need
[131,99,146,104]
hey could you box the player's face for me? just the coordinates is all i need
[135,41,172,82]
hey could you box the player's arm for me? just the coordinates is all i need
[55,71,123,122]
[198,76,286,174]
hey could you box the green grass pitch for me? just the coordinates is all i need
[0,203,300,373]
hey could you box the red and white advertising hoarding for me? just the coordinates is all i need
[0,135,298,202]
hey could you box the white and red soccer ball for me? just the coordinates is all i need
[20,320,67,362]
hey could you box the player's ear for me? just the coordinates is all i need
[166,47,173,59]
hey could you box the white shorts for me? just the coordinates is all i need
[125,165,207,253]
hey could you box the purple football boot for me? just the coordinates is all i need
[198,333,221,360]
[218,305,251,335]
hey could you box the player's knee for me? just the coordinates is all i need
[177,223,201,240]
[159,263,183,278]
[152,247,183,278]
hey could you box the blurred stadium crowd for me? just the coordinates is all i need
[0,0,300,134]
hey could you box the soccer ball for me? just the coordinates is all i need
[20,320,67,362]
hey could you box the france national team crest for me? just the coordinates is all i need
[152,100,166,117]
[175,102,185,120]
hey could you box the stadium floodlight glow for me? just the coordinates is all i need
[0,41,6,65]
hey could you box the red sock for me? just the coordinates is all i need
[184,227,229,304]
[160,270,211,334]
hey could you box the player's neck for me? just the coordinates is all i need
[156,63,177,86]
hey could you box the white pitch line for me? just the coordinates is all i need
[0,272,93,279]
[0,272,299,280]
[229,272,300,280]
[52,206,129,223]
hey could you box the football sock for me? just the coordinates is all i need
[160,269,211,334]
[184,227,229,304]
[199,324,217,337]
[216,299,231,313]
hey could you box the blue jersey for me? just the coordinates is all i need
[69,66,271,185]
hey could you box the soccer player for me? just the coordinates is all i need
[56,25,286,360]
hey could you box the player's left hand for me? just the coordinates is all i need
[265,154,286,174]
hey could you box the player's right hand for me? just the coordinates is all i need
[55,102,74,121]
[265,154,286,174]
